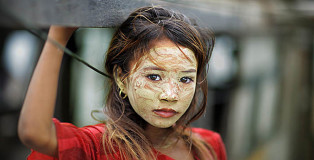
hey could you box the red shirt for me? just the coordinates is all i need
[28,119,227,160]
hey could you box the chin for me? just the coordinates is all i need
[150,122,175,129]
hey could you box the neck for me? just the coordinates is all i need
[144,124,177,148]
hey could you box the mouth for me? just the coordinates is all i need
[153,108,178,118]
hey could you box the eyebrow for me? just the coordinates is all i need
[143,66,196,73]
[143,66,166,71]
[181,69,197,73]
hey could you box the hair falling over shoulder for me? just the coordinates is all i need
[103,6,215,160]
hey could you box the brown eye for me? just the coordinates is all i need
[147,74,161,81]
[180,77,193,84]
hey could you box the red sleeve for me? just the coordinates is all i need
[192,128,227,160]
[28,118,106,160]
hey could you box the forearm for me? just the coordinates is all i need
[18,26,75,156]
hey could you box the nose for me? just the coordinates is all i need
[159,80,179,102]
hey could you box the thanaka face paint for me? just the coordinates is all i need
[124,39,197,128]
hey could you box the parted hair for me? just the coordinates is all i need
[103,6,215,160]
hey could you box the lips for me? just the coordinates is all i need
[153,108,178,118]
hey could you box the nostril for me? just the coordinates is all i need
[161,98,169,102]
[160,98,177,102]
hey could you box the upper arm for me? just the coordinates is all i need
[192,128,227,160]
[27,119,106,159]
[213,133,227,160]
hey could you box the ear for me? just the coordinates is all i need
[113,65,127,93]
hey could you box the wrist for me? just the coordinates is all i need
[48,26,76,45]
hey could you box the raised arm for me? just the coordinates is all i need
[18,26,76,157]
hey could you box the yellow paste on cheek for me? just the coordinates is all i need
[126,46,198,128]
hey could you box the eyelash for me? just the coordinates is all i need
[180,77,193,84]
[146,74,194,84]
[146,74,161,81]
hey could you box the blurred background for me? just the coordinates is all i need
[0,0,313,159]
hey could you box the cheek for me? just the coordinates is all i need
[127,78,161,109]
[178,84,196,100]
[130,78,160,100]
[177,84,196,112]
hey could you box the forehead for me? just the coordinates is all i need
[131,39,197,72]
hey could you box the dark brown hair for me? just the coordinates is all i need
[103,6,215,160]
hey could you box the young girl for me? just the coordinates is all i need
[18,6,227,160]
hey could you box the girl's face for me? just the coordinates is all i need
[123,39,197,128]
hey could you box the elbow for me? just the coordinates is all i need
[18,131,34,148]
[18,121,37,148]
[18,120,49,148]
[18,120,57,156]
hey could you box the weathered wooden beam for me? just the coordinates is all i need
[1,0,312,33]
[0,0,158,28]
[0,0,242,32]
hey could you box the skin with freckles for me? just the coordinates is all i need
[120,39,198,128]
